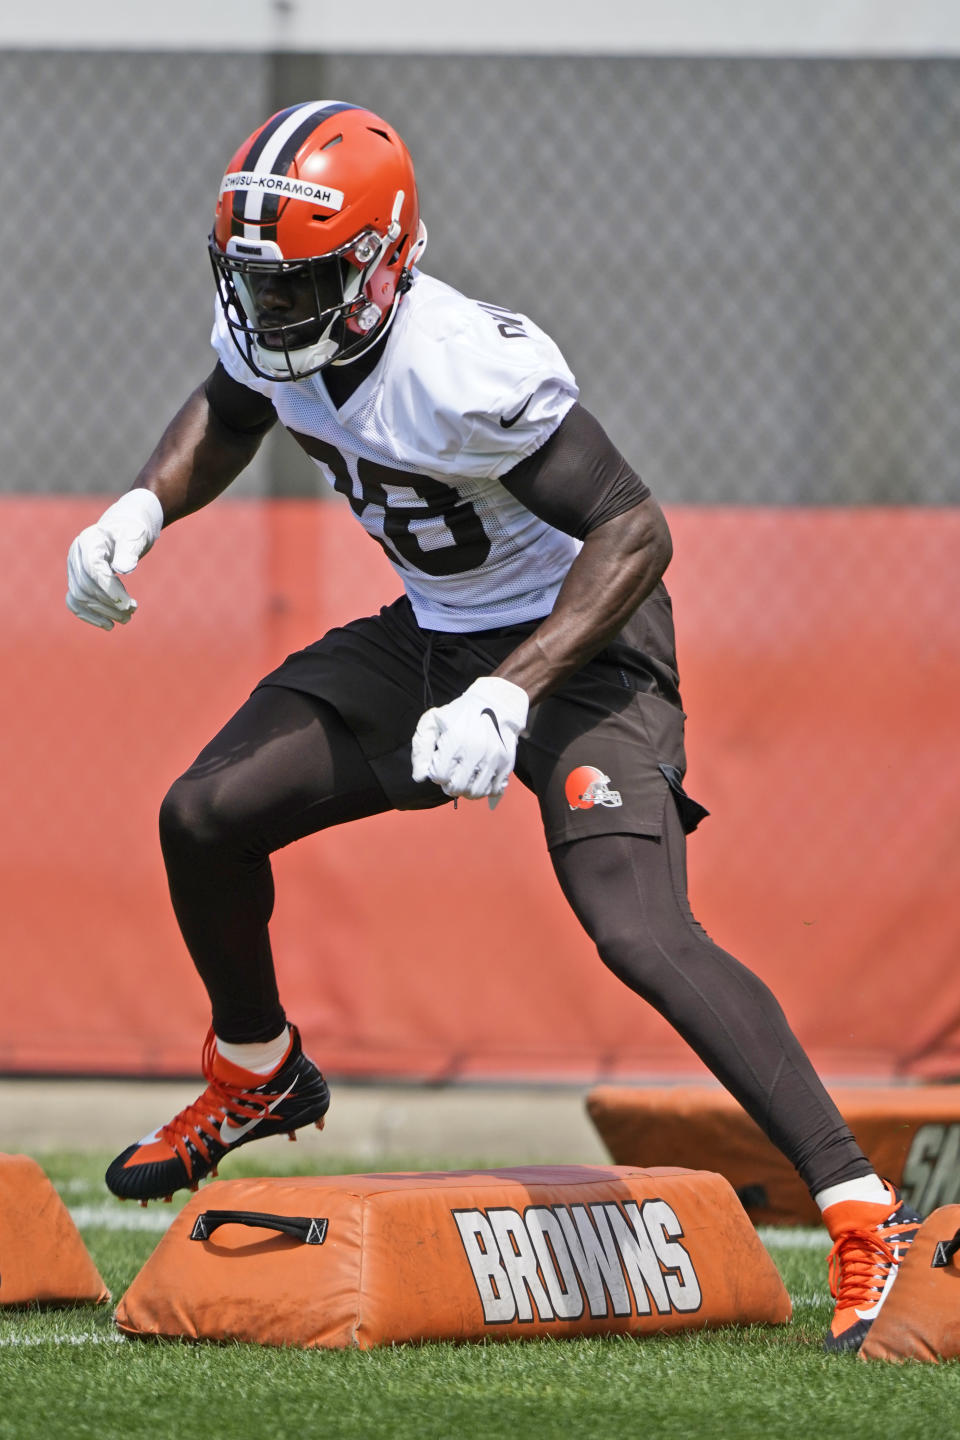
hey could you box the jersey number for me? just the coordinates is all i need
[290,431,492,577]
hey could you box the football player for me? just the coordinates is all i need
[66,101,917,1352]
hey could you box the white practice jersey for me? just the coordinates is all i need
[211,271,580,631]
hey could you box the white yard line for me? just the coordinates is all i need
[757,1227,829,1250]
[69,1201,181,1231]
[0,1331,124,1347]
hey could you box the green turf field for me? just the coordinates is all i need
[3,1150,959,1440]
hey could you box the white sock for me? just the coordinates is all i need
[216,1027,291,1076]
[815,1174,891,1213]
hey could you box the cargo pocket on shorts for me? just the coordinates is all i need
[658,763,710,834]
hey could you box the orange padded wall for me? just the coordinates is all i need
[1,500,958,1080]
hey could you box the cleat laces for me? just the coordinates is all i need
[157,1029,285,1179]
[828,1228,898,1313]
[827,1210,917,1319]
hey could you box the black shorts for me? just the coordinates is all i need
[256,591,707,848]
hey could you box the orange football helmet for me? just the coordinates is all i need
[209,100,426,379]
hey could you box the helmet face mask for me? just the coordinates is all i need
[210,234,389,380]
[209,101,425,381]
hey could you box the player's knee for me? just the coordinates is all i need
[594,925,704,1007]
[158,773,236,857]
[594,929,655,993]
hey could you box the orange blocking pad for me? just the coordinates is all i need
[860,1205,960,1363]
[115,1165,790,1349]
[0,1154,108,1307]
[587,1087,960,1226]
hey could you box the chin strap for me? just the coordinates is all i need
[406,219,428,274]
[329,298,401,367]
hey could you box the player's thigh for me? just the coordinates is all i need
[548,799,693,949]
[516,688,681,851]
[163,684,391,851]
[258,598,527,812]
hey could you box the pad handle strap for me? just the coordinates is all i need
[189,1209,328,1245]
[931,1228,960,1268]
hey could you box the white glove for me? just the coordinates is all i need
[411,676,529,807]
[66,489,164,630]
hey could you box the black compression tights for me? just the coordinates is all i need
[158,686,391,1043]
[159,684,870,1196]
[549,805,871,1195]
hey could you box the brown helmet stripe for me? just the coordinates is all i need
[231,101,358,239]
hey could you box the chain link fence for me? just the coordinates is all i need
[1,50,957,502]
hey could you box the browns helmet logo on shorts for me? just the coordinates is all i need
[564,765,623,811]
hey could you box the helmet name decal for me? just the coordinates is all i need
[565,765,623,811]
[220,171,345,212]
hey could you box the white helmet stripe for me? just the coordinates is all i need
[239,100,350,235]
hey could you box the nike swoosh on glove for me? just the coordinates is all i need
[411,676,530,808]
[66,489,164,630]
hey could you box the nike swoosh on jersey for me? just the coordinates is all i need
[499,395,533,428]
[218,1078,298,1145]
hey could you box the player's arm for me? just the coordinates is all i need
[411,404,671,801]
[137,363,277,523]
[66,365,276,629]
[491,405,670,704]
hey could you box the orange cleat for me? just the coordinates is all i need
[823,1181,921,1353]
[105,1024,330,1204]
